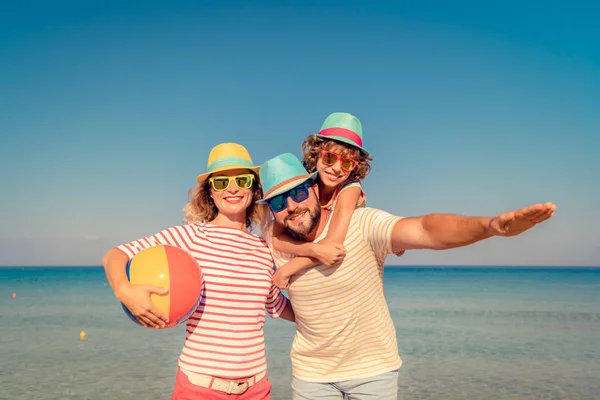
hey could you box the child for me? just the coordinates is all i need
[271,112,373,288]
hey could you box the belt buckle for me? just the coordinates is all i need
[227,380,249,395]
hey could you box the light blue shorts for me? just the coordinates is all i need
[291,369,399,400]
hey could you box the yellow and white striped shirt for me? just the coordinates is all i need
[266,207,403,382]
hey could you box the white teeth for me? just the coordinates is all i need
[290,211,306,221]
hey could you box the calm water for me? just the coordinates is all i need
[1,267,599,400]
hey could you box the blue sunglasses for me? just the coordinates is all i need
[267,182,312,213]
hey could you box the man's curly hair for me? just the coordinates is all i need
[301,134,372,182]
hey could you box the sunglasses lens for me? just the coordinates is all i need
[322,152,339,166]
[212,178,230,190]
[268,183,311,212]
[235,175,253,189]
[341,159,356,171]
[290,185,309,203]
[268,195,287,212]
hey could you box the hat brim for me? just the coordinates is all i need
[196,165,261,184]
[257,172,318,203]
[315,134,370,156]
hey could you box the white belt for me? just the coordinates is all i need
[181,369,267,395]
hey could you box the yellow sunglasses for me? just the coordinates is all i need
[209,174,255,191]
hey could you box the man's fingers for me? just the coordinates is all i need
[519,203,555,217]
[515,203,556,224]
[527,210,547,221]
[512,206,543,224]
[537,203,557,222]
[515,205,541,218]
[492,202,556,234]
[497,211,515,225]
[533,209,554,223]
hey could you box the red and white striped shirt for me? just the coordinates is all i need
[117,223,290,379]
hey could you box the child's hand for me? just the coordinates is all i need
[310,241,346,266]
[273,273,291,289]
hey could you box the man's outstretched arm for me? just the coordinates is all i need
[391,202,556,254]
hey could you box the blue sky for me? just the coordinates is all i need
[1,0,598,266]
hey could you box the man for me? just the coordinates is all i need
[258,152,555,400]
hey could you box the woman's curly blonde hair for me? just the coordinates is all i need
[182,171,268,231]
[301,134,373,182]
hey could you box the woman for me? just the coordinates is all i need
[102,142,295,400]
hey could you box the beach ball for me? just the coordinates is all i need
[121,245,204,329]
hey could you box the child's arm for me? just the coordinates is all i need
[272,221,346,266]
[323,184,363,244]
[271,186,362,289]
[272,256,316,289]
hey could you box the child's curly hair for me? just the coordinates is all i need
[182,172,267,231]
[301,134,373,182]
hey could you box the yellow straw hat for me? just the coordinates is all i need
[196,143,260,184]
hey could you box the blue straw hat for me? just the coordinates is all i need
[257,153,317,203]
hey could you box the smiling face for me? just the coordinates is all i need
[209,168,255,220]
[271,183,321,241]
[315,142,358,189]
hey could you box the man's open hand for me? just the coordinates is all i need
[488,202,556,237]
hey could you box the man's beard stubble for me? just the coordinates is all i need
[283,205,321,241]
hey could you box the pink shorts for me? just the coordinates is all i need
[171,368,273,400]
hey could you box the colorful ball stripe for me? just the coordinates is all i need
[122,245,204,328]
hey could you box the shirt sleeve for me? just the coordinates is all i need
[258,225,292,317]
[355,208,404,265]
[116,224,201,261]
[265,282,291,318]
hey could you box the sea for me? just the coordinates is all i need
[1,266,599,400]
